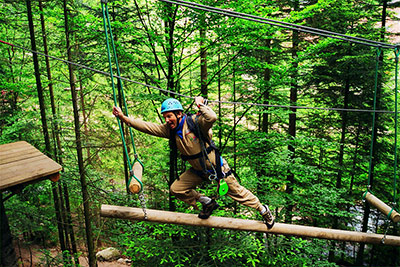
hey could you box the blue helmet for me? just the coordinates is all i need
[161,98,183,113]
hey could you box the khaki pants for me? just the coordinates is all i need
[170,161,263,213]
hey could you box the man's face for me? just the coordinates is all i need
[163,111,181,130]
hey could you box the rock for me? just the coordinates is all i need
[117,258,132,265]
[96,247,120,261]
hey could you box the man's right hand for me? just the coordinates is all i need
[113,106,124,119]
[195,96,205,107]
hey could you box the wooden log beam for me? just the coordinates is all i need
[100,205,400,246]
[364,192,400,223]
[129,162,143,194]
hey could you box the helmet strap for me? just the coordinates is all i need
[173,111,183,123]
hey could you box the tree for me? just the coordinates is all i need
[63,0,95,266]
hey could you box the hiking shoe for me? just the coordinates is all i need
[198,199,219,219]
[261,205,275,229]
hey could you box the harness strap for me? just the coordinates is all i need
[181,146,214,160]
[190,168,232,180]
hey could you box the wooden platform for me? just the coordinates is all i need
[0,141,62,191]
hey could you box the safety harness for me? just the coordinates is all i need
[169,113,230,195]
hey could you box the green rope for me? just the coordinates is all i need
[367,47,382,190]
[387,207,394,220]
[362,190,369,200]
[101,2,144,193]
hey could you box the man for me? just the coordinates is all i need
[112,97,275,228]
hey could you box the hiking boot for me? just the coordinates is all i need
[198,199,219,219]
[261,205,275,229]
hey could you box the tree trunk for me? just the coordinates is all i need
[218,54,222,147]
[165,3,176,94]
[63,1,96,266]
[26,0,51,155]
[163,3,178,212]
[286,18,299,223]
[329,68,351,262]
[79,79,90,161]
[200,27,208,97]
[349,120,362,195]
[233,65,237,214]
[26,1,69,264]
[357,1,387,263]
[39,1,78,264]
[261,38,271,133]
[0,196,18,267]
[336,78,350,189]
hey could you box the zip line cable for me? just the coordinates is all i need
[160,0,397,49]
[0,41,397,114]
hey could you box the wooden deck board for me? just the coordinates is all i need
[0,141,62,191]
[0,143,37,155]
[0,148,43,165]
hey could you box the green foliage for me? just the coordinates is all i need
[1,0,399,266]
[36,249,81,267]
[119,222,339,267]
[6,183,59,247]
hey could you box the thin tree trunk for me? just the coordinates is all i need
[164,2,177,212]
[200,27,208,97]
[261,38,271,133]
[336,79,350,189]
[38,1,74,264]
[329,68,351,262]
[165,3,176,94]
[26,1,69,264]
[63,1,96,266]
[256,38,272,195]
[218,54,222,147]
[286,22,299,223]
[63,183,78,263]
[0,196,18,267]
[26,0,50,155]
[38,2,78,264]
[233,65,237,215]
[79,79,90,161]
[349,120,362,195]
[357,1,387,263]
[38,0,60,162]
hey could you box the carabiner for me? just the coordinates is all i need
[208,173,217,181]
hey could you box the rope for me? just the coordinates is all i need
[0,40,14,52]
[159,0,397,49]
[101,2,144,194]
[0,40,397,115]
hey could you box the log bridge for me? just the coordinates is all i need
[101,205,400,246]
